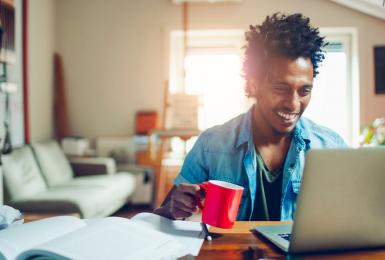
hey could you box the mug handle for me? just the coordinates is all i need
[195,183,208,210]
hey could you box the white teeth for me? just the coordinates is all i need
[277,112,298,122]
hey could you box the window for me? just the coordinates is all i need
[169,30,251,130]
[184,53,247,129]
[303,30,359,146]
[169,29,359,146]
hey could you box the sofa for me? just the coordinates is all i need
[1,141,136,218]
[95,136,155,205]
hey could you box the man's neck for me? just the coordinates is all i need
[252,105,293,171]
[252,105,291,147]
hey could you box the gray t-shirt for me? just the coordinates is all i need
[252,152,283,221]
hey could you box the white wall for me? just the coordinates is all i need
[51,0,385,139]
[28,0,55,142]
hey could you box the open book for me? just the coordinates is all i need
[0,213,205,260]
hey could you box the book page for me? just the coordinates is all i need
[131,213,205,256]
[0,216,86,260]
[18,217,185,260]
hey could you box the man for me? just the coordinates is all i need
[154,13,346,221]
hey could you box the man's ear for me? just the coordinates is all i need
[247,78,259,97]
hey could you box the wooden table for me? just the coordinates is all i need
[23,212,81,223]
[198,222,385,259]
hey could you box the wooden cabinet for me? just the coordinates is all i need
[148,129,200,207]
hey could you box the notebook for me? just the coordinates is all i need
[0,212,205,260]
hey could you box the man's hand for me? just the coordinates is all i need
[153,184,205,220]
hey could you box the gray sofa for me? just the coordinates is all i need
[2,141,136,218]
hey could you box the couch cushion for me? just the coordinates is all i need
[2,147,47,201]
[10,173,136,218]
[32,141,74,187]
[10,186,105,218]
[66,172,135,195]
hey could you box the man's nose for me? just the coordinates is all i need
[284,92,301,111]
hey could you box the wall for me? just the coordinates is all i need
[28,0,55,142]
[53,0,385,139]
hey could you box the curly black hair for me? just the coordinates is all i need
[243,13,327,96]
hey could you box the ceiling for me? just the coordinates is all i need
[172,0,241,3]
[171,0,385,21]
[330,0,385,21]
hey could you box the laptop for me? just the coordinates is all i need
[254,148,385,253]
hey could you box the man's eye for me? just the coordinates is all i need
[273,86,288,93]
[299,88,312,96]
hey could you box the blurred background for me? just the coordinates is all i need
[0,0,384,218]
[9,0,384,144]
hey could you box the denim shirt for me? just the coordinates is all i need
[174,107,347,220]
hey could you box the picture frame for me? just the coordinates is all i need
[374,46,385,94]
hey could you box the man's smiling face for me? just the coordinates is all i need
[253,56,314,135]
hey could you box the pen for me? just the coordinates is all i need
[201,222,212,241]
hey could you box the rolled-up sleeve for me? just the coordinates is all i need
[174,133,209,185]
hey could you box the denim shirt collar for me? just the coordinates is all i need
[293,119,312,151]
[236,105,311,150]
[235,107,253,149]
[238,106,312,220]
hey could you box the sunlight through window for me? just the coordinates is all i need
[304,51,348,140]
[184,53,248,130]
[303,33,359,146]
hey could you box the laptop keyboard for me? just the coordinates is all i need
[278,233,291,241]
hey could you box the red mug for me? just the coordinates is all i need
[196,180,244,229]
